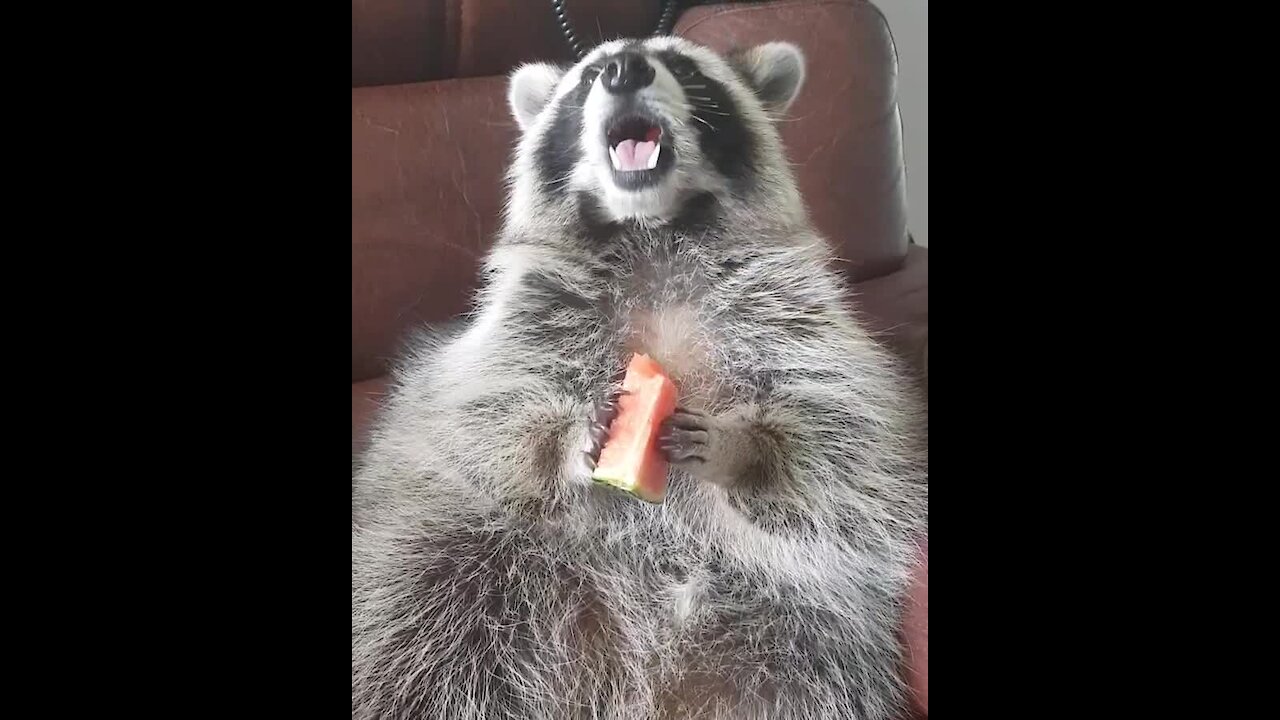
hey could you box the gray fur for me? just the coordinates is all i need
[353,37,927,720]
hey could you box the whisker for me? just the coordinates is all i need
[689,114,718,131]
[654,99,693,117]
[653,105,691,128]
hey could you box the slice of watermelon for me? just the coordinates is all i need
[591,353,678,503]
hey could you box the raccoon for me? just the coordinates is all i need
[353,36,928,720]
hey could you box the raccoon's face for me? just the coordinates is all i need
[506,37,805,225]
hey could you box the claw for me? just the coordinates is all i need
[585,386,632,467]
[658,413,712,465]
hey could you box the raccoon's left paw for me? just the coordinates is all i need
[658,407,711,464]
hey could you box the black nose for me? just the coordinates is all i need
[602,51,655,95]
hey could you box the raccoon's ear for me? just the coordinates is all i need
[732,42,805,114]
[508,62,565,131]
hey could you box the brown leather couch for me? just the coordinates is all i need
[352,1,927,716]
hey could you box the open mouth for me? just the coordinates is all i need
[606,116,664,173]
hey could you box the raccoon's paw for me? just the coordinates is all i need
[658,407,711,465]
[583,385,628,469]
[660,408,762,488]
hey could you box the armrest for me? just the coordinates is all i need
[853,244,928,381]
[352,376,390,457]
[905,542,929,718]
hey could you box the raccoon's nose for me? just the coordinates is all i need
[603,52,655,95]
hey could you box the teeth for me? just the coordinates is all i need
[607,142,661,172]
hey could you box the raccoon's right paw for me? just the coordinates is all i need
[583,386,628,469]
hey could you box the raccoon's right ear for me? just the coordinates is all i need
[731,42,806,114]
[508,63,566,131]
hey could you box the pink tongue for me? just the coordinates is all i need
[615,139,657,171]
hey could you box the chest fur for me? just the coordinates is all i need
[614,251,724,405]
[627,303,709,381]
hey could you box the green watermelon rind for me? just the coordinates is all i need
[590,469,664,503]
[590,467,634,488]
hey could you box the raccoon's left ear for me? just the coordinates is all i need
[732,42,806,114]
[508,62,565,131]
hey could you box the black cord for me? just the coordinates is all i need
[551,0,588,60]
[655,0,678,36]
[552,1,680,60]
